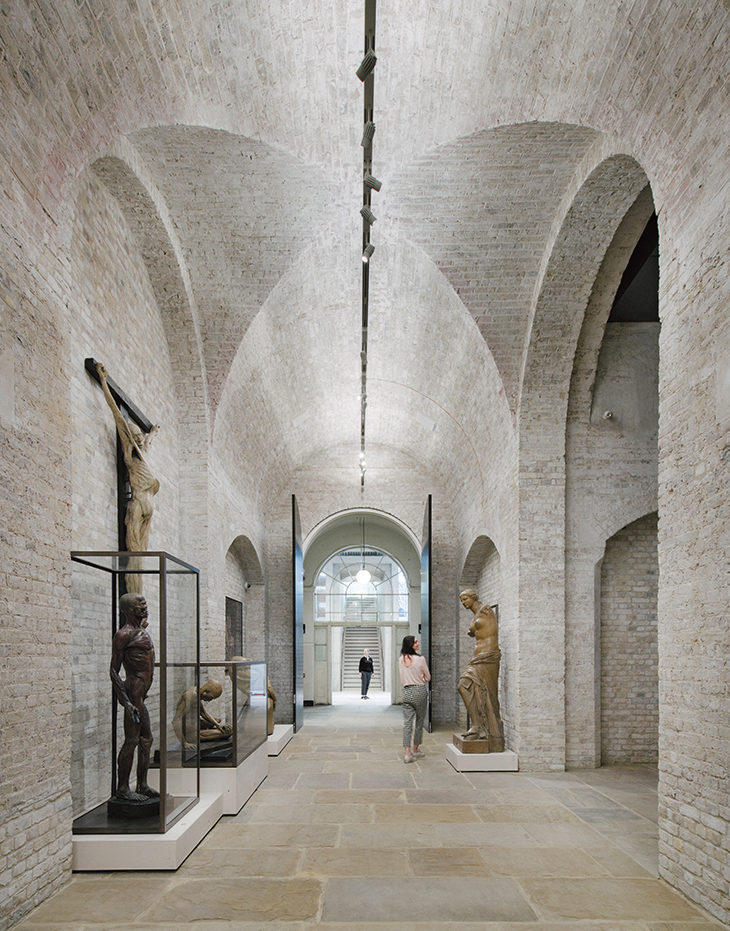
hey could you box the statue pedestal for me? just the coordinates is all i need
[446,740,519,772]
[268,724,294,756]
[201,740,267,815]
[107,795,160,820]
[452,734,492,753]
[73,792,223,871]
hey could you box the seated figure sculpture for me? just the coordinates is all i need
[172,679,233,750]
[457,589,505,752]
[228,656,277,735]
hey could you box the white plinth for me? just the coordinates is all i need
[268,724,294,755]
[72,792,222,872]
[201,741,268,814]
[445,744,519,772]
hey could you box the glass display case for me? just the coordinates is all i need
[70,551,200,835]
[179,661,269,767]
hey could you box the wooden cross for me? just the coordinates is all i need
[85,357,155,554]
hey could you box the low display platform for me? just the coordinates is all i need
[201,740,268,814]
[268,723,294,755]
[72,792,222,871]
[445,744,519,772]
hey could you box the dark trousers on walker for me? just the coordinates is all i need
[361,672,372,696]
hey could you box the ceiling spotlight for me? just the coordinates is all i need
[356,568,371,584]
[364,174,382,192]
[360,205,376,225]
[361,121,376,147]
[362,243,375,263]
[356,50,377,81]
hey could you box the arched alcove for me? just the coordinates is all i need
[600,512,659,764]
[224,535,265,662]
[302,510,421,708]
[565,183,659,769]
[459,535,507,738]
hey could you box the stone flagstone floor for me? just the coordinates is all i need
[16,694,728,930]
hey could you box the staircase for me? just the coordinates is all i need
[341,624,383,691]
[344,594,378,626]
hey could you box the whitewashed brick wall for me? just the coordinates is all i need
[657,236,730,926]
[600,513,659,764]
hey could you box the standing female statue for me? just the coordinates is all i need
[458,589,505,752]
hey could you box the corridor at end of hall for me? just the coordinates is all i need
[19,698,725,930]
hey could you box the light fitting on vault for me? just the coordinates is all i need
[356,49,377,81]
[360,205,376,224]
[362,243,375,263]
[361,121,376,147]
[364,173,382,191]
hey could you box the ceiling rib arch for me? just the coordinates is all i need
[383,121,603,411]
[127,124,344,417]
[90,146,209,437]
[521,152,650,423]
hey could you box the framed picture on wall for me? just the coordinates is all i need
[225,597,243,659]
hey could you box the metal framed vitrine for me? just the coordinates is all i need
[70,551,200,835]
[185,661,269,768]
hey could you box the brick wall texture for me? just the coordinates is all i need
[600,513,659,764]
[2,0,730,926]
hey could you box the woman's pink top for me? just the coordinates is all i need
[399,654,431,686]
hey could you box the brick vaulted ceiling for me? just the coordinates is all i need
[5,0,730,486]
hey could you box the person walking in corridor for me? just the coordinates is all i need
[399,635,430,762]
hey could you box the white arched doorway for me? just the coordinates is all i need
[302,510,422,707]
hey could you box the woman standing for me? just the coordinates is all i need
[399,635,431,763]
[359,648,374,699]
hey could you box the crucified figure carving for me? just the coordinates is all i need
[96,361,160,592]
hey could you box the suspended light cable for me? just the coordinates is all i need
[357,514,371,584]
[358,0,379,490]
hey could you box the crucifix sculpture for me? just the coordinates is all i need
[87,357,160,594]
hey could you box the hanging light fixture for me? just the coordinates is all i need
[356,49,377,81]
[360,205,376,224]
[364,173,382,192]
[356,515,371,584]
[361,121,376,147]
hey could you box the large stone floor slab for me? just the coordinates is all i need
[301,846,411,877]
[176,844,301,877]
[522,877,703,921]
[321,877,538,923]
[143,877,322,922]
[17,875,172,924]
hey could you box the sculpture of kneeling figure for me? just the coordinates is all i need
[172,679,233,750]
